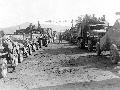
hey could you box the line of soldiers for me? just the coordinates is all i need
[0,32,50,78]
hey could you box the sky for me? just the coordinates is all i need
[0,0,120,28]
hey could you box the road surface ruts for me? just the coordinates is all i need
[0,40,120,90]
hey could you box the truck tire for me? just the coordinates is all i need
[88,40,93,52]
[96,42,101,56]
[110,44,119,64]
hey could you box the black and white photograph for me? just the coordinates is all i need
[0,0,120,90]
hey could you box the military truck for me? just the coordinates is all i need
[77,23,107,51]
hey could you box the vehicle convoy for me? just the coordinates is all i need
[77,22,107,51]
[96,19,120,64]
[62,15,109,51]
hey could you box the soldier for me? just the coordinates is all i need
[59,32,63,43]
[33,37,39,50]
[0,31,8,77]
[37,34,43,48]
[42,34,48,47]
[52,31,56,43]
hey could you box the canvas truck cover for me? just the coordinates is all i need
[100,19,120,50]
[77,23,86,37]
[77,26,82,37]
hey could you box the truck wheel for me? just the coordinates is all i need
[110,44,119,64]
[88,40,93,52]
[0,58,8,78]
[96,42,101,56]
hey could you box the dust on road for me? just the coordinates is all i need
[1,40,120,90]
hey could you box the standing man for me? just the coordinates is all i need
[37,34,43,48]
[59,32,62,43]
[52,31,56,43]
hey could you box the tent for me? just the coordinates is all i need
[100,19,120,50]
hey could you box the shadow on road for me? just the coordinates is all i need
[44,40,120,76]
[60,54,113,68]
[43,45,88,55]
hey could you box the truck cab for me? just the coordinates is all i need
[77,23,106,51]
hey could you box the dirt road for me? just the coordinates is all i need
[1,40,120,90]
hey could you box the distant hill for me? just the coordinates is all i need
[1,22,30,34]
[0,22,70,34]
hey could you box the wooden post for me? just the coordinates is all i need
[30,29,32,40]
[23,33,25,41]
[29,23,32,40]
[71,19,74,28]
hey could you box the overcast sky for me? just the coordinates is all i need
[0,0,120,27]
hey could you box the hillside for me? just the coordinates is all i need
[0,22,70,34]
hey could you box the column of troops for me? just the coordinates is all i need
[0,31,51,78]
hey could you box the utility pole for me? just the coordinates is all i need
[19,26,20,30]
[71,19,74,28]
[29,23,33,40]
[38,21,41,34]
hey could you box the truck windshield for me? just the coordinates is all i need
[89,24,104,30]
